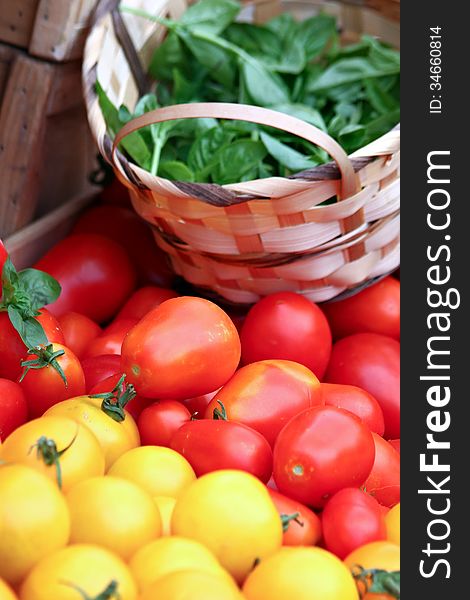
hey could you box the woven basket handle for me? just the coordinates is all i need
[112,102,360,199]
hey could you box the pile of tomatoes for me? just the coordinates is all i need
[0,189,400,600]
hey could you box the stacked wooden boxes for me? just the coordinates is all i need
[0,0,99,239]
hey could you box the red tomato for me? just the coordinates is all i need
[89,373,153,420]
[0,240,7,276]
[35,233,136,322]
[0,309,64,380]
[181,389,220,418]
[85,319,138,358]
[322,488,387,559]
[58,312,102,359]
[325,333,400,439]
[121,297,241,400]
[205,360,323,447]
[364,433,400,508]
[388,439,400,454]
[18,343,86,417]
[79,354,121,393]
[73,205,175,288]
[116,286,179,321]
[268,488,322,546]
[0,379,28,440]
[273,405,375,508]
[240,292,332,380]
[321,383,385,436]
[170,418,273,482]
[322,277,400,341]
[138,400,191,446]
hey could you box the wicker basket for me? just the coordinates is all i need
[83,0,400,304]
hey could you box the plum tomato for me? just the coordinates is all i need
[116,286,179,321]
[121,297,240,400]
[80,354,121,393]
[205,360,322,447]
[240,292,332,380]
[90,374,153,420]
[325,333,400,439]
[138,400,191,446]
[364,433,400,508]
[58,312,101,360]
[322,277,400,341]
[84,319,138,358]
[35,233,136,322]
[321,383,385,436]
[273,405,375,508]
[170,417,273,482]
[268,488,322,546]
[0,379,28,440]
[322,488,387,559]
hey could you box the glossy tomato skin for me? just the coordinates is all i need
[81,354,121,393]
[322,277,400,341]
[273,405,375,508]
[35,233,136,322]
[121,297,241,400]
[138,400,191,446]
[0,309,64,380]
[171,419,273,482]
[84,319,138,358]
[268,488,322,546]
[388,439,400,454]
[116,286,179,321]
[322,488,387,559]
[0,240,7,277]
[0,379,28,440]
[58,312,101,359]
[241,292,332,380]
[321,383,385,436]
[181,389,220,418]
[18,343,86,417]
[73,204,175,288]
[89,373,154,420]
[364,433,400,507]
[325,333,400,439]
[205,360,323,447]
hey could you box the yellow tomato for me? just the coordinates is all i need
[0,464,70,586]
[385,503,400,545]
[243,546,358,600]
[140,570,245,600]
[129,536,232,593]
[153,496,176,536]
[19,544,137,600]
[66,476,161,560]
[108,446,195,497]
[171,470,283,584]
[0,578,17,600]
[0,416,105,492]
[344,541,400,572]
[44,395,139,469]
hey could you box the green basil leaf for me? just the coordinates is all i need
[265,13,296,40]
[159,161,195,181]
[225,23,280,57]
[211,139,267,184]
[260,132,316,172]
[272,103,327,131]
[188,126,232,176]
[338,124,366,153]
[0,256,19,307]
[261,37,306,75]
[149,32,191,81]
[297,14,337,60]
[180,0,240,34]
[18,269,61,311]
[8,306,48,349]
[309,57,400,92]
[364,78,400,114]
[241,60,289,107]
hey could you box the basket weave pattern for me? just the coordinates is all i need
[83,0,400,304]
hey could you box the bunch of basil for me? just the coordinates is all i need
[97,0,399,185]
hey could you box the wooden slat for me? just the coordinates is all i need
[0,44,17,100]
[0,0,38,49]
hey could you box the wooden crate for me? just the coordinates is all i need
[0,43,98,238]
[0,0,97,62]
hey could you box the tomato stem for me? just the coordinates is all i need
[280,512,303,532]
[60,579,120,600]
[91,374,136,422]
[19,343,67,386]
[212,400,228,421]
[352,565,400,599]
[28,431,77,489]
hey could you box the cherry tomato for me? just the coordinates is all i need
[322,488,386,559]
[364,433,400,507]
[35,233,136,322]
[0,309,64,380]
[122,297,241,400]
[268,488,322,546]
[0,379,28,440]
[90,374,153,420]
[85,319,138,358]
[171,418,273,482]
[116,286,179,321]
[321,383,385,436]
[138,400,191,446]
[205,360,322,447]
[273,405,375,508]
[325,333,400,439]
[240,292,332,380]
[80,354,121,393]
[322,277,400,341]
[73,204,175,288]
[18,343,86,418]
[58,312,102,359]
[388,439,400,454]
[181,389,220,418]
